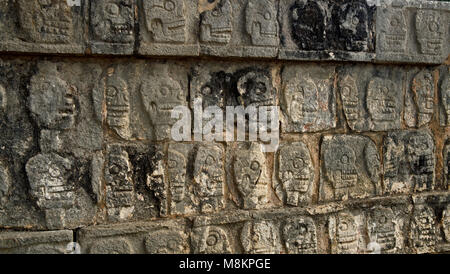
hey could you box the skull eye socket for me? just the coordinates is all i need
[212,9,222,17]
[206,232,220,246]
[428,21,439,32]
[341,154,350,164]
[250,161,260,171]
[264,12,271,20]
[293,157,305,169]
[49,167,61,178]
[351,16,359,26]
[390,17,399,27]
[378,216,387,224]
[168,159,178,169]
[342,86,351,97]
[298,224,308,235]
[109,164,121,175]
[164,0,175,11]
[202,86,212,95]
[107,86,118,98]
[106,3,120,17]
[206,155,215,165]
[160,86,170,96]
[339,221,348,231]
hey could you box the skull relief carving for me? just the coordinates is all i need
[410,204,436,253]
[193,144,224,213]
[283,217,317,254]
[331,212,359,254]
[415,10,444,56]
[276,143,314,206]
[380,8,407,53]
[367,77,399,123]
[18,0,74,44]
[195,226,232,254]
[284,75,319,124]
[241,220,281,254]
[144,230,189,254]
[368,206,397,252]
[168,149,187,204]
[245,0,278,47]
[29,63,77,130]
[91,0,134,43]
[200,0,232,44]
[339,75,359,126]
[233,143,268,209]
[144,0,186,43]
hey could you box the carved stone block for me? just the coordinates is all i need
[282,216,317,254]
[199,0,279,58]
[138,0,200,56]
[410,203,437,254]
[228,143,271,209]
[404,68,436,128]
[376,0,450,64]
[241,220,282,254]
[383,130,435,194]
[190,61,278,111]
[338,65,404,131]
[77,220,189,254]
[0,230,73,254]
[274,142,314,206]
[445,141,450,190]
[89,0,135,54]
[328,211,364,254]
[279,0,376,61]
[439,67,450,127]
[443,204,450,243]
[0,0,85,54]
[192,225,233,254]
[140,62,189,141]
[281,64,336,132]
[320,135,381,202]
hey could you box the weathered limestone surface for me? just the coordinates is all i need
[0,0,449,254]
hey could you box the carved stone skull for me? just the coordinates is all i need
[283,217,317,254]
[91,0,134,43]
[367,78,398,122]
[144,0,186,43]
[200,0,232,44]
[168,149,187,203]
[245,0,278,47]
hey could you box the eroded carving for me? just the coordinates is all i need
[29,63,77,130]
[329,0,370,51]
[91,0,134,44]
[284,75,319,123]
[368,206,397,253]
[144,230,189,254]
[275,142,314,206]
[141,65,186,140]
[0,85,5,112]
[97,67,131,139]
[289,0,326,50]
[200,0,232,44]
[441,71,450,126]
[384,131,435,194]
[283,217,317,254]
[168,147,187,213]
[194,226,232,254]
[410,204,436,253]
[443,205,450,242]
[105,146,135,221]
[25,153,75,229]
[17,0,74,44]
[143,0,186,43]
[233,143,268,209]
[367,77,399,125]
[237,71,274,107]
[241,220,281,254]
[339,75,359,128]
[0,160,12,207]
[379,8,407,53]
[415,10,444,56]
[406,69,435,127]
[193,144,224,213]
[90,238,134,254]
[321,135,380,202]
[245,0,278,47]
[330,212,359,254]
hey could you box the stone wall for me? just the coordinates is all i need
[0,0,449,254]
